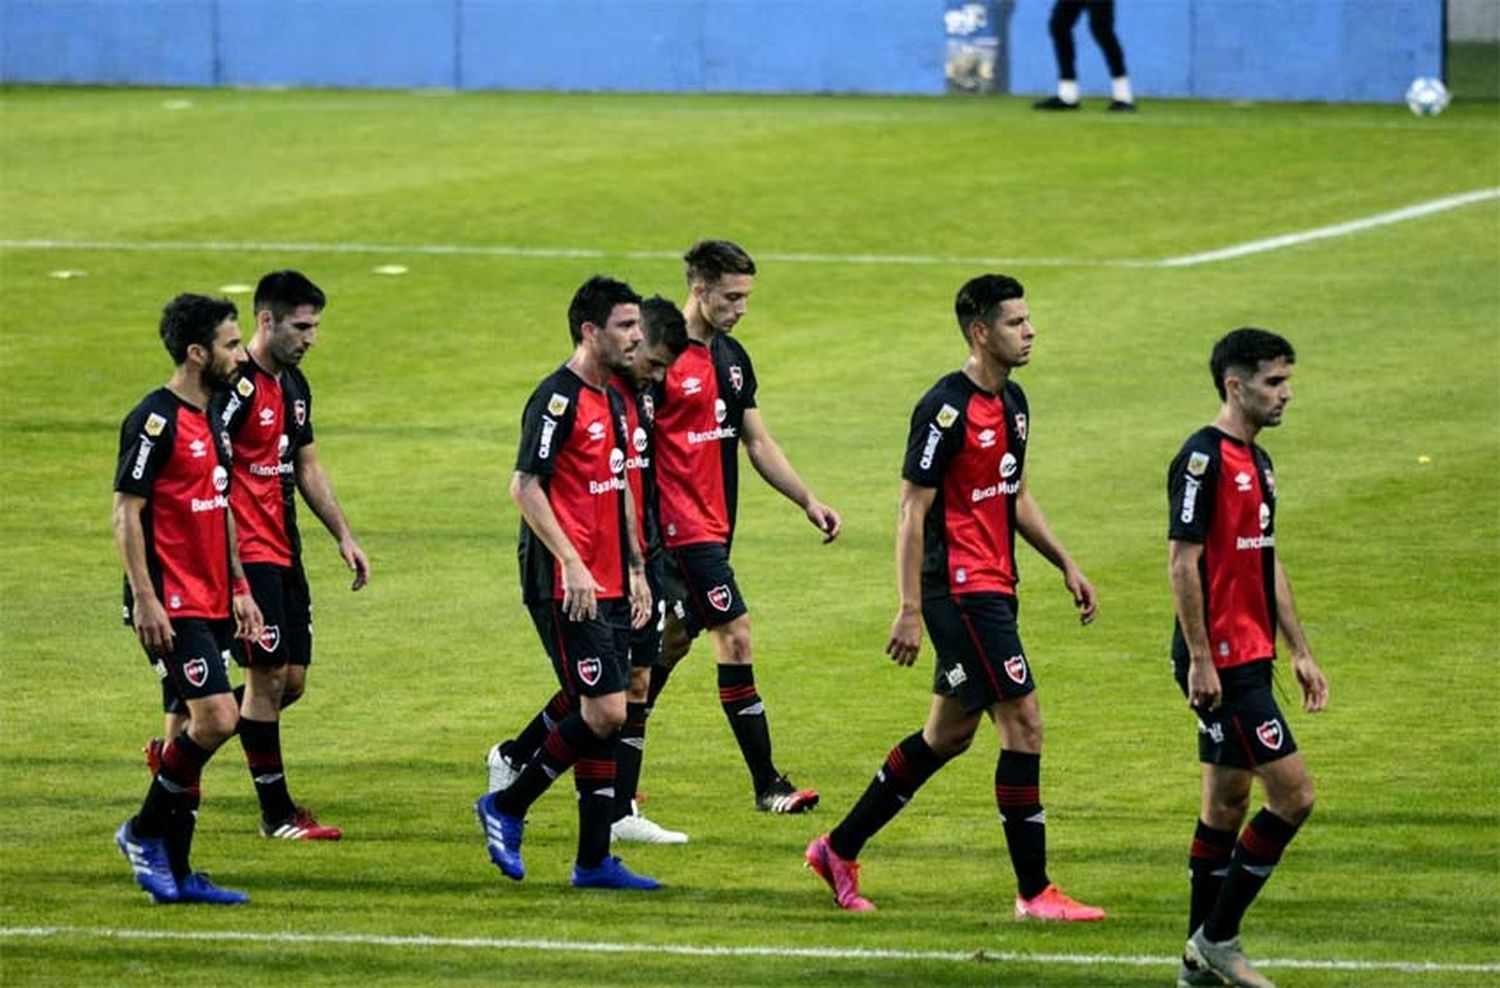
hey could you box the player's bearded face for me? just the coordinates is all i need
[267,305,320,368]
[597,303,644,375]
[200,318,247,392]
[698,274,753,333]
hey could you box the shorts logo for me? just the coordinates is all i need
[1003,654,1028,685]
[729,365,743,393]
[1014,412,1027,441]
[236,377,255,398]
[1256,719,1284,750]
[1196,717,1225,744]
[707,585,733,612]
[293,400,307,427]
[183,657,209,688]
[936,404,959,429]
[945,665,967,688]
[1187,451,1210,477]
[144,413,167,437]
[257,624,282,654]
[577,657,602,687]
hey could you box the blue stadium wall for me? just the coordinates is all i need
[0,0,1442,103]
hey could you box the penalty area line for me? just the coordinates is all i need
[1,926,1496,975]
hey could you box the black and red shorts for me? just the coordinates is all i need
[237,561,313,668]
[145,618,234,713]
[923,592,1036,712]
[1174,657,1299,769]
[662,541,747,638]
[528,597,631,699]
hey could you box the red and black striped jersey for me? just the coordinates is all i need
[1167,426,1278,670]
[515,365,631,604]
[902,371,1030,598]
[213,358,314,566]
[653,334,757,549]
[115,388,232,621]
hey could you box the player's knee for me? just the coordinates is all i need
[930,731,973,759]
[1271,775,1316,824]
[581,697,627,736]
[191,699,240,748]
[627,667,651,703]
[280,667,306,708]
[280,684,304,709]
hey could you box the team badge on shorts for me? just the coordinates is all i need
[577,657,602,687]
[183,658,209,688]
[257,625,282,654]
[1003,654,1028,685]
[707,585,734,612]
[1256,719,1284,750]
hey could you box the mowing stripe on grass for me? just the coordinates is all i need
[1,926,1496,975]
[1,187,1494,270]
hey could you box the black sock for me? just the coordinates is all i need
[830,732,949,860]
[166,789,201,880]
[1204,809,1301,942]
[238,716,296,824]
[995,749,1049,900]
[613,702,649,822]
[718,664,776,794]
[512,690,574,765]
[1188,820,1238,941]
[647,663,672,706]
[574,731,618,869]
[137,733,214,838]
[494,711,592,817]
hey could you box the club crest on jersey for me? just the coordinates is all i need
[577,657,602,687]
[144,412,167,437]
[1264,469,1276,497]
[729,365,743,393]
[257,625,282,653]
[1003,654,1028,685]
[235,377,254,399]
[1187,452,1210,477]
[547,393,570,416]
[707,585,734,612]
[936,403,959,429]
[294,400,307,427]
[1014,412,1027,441]
[641,393,655,422]
[183,658,209,688]
[1256,719,1284,750]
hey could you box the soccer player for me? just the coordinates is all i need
[1033,0,1136,111]
[114,293,263,904]
[1169,329,1327,988]
[474,275,660,890]
[486,295,692,845]
[198,269,368,841]
[805,274,1104,921]
[651,239,841,815]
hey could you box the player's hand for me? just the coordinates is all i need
[885,608,922,666]
[232,592,265,643]
[340,536,370,591]
[561,558,603,622]
[1186,657,1222,711]
[628,567,653,630]
[132,592,175,657]
[805,499,842,543]
[1292,652,1329,712]
[1063,565,1098,625]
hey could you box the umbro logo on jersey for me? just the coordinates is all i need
[729,365,743,392]
[183,658,209,688]
[1256,719,1284,751]
[1004,654,1028,685]
[190,439,207,458]
[259,407,276,427]
[707,585,733,612]
[977,428,996,449]
[144,413,167,437]
[1234,471,1253,492]
[681,377,702,396]
[577,657,602,687]
[257,625,282,654]
[587,421,607,442]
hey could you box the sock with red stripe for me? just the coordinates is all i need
[1188,820,1238,938]
[238,716,296,825]
[1203,808,1301,941]
[718,664,776,794]
[612,702,649,823]
[574,731,618,868]
[829,732,949,860]
[494,711,592,817]
[995,749,1049,899]
[136,732,215,838]
[511,690,576,766]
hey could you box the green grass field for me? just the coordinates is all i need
[1,86,1497,986]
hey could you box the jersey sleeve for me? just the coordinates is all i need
[514,382,575,477]
[214,372,255,439]
[1167,437,1217,543]
[737,342,758,410]
[901,388,964,488]
[114,401,173,498]
[287,368,314,449]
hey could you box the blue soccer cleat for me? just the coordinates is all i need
[474,794,525,880]
[571,855,661,891]
[177,872,249,905]
[115,818,179,904]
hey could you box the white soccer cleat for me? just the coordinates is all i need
[610,802,688,844]
[486,741,521,793]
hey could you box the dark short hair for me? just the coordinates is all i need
[254,270,326,322]
[954,273,1025,340]
[640,296,689,357]
[567,275,642,344]
[683,239,756,287]
[159,294,238,365]
[1210,328,1296,400]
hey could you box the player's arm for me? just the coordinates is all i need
[112,492,173,656]
[294,442,369,590]
[510,469,602,622]
[1014,470,1097,625]
[1168,538,1221,710]
[740,407,841,542]
[1273,556,1328,712]
[622,485,652,630]
[226,511,264,643]
[886,481,935,666]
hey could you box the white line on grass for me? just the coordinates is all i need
[1,187,1494,269]
[2,926,1496,975]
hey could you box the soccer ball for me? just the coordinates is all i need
[1405,77,1450,117]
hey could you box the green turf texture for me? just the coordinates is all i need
[1,86,1497,986]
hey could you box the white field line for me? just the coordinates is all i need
[1,926,1497,975]
[0,188,1494,269]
